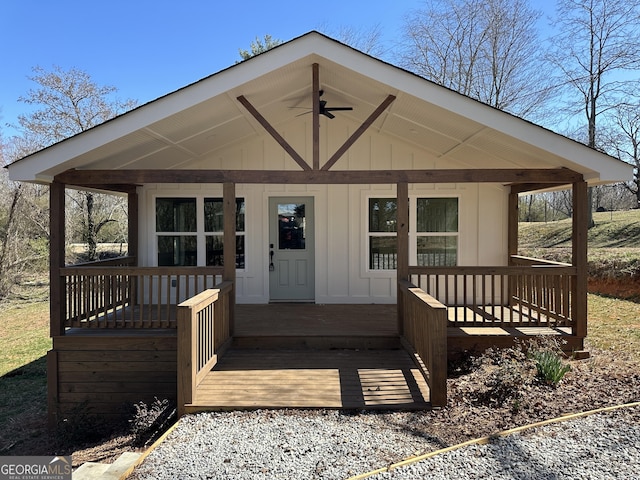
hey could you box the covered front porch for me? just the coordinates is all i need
[50,246,584,421]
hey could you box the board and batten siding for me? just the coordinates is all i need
[138,118,509,304]
[139,181,507,304]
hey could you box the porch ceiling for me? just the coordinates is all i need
[8,32,632,185]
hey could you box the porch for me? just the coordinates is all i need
[48,255,583,421]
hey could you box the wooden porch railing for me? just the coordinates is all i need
[399,280,448,407]
[60,258,224,329]
[408,258,576,328]
[177,281,232,416]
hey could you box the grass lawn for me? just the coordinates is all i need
[0,285,51,454]
[587,293,640,363]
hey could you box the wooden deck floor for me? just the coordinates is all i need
[187,348,431,413]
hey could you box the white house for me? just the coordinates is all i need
[8,32,632,421]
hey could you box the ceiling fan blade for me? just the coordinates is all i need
[322,111,335,119]
[325,107,353,111]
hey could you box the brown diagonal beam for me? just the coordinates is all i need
[321,94,396,171]
[237,95,310,171]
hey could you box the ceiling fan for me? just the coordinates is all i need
[295,90,353,119]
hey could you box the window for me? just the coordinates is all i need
[156,198,197,266]
[416,198,458,266]
[204,198,245,269]
[368,198,397,270]
[367,196,459,270]
[155,197,245,268]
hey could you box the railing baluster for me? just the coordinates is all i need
[406,261,576,330]
[472,274,477,324]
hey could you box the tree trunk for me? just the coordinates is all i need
[86,192,97,261]
[0,185,23,297]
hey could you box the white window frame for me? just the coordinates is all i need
[366,194,461,272]
[412,197,459,267]
[153,194,246,271]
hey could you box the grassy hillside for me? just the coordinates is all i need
[519,210,640,280]
[520,210,640,249]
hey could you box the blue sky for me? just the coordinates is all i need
[1,0,557,138]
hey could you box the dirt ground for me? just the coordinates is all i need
[44,341,635,467]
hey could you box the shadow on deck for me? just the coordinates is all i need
[188,349,430,412]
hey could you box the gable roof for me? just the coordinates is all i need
[8,31,632,185]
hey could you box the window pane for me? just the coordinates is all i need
[204,198,245,232]
[157,236,197,266]
[417,198,458,232]
[206,235,246,269]
[369,236,397,270]
[278,203,306,250]
[156,198,196,232]
[369,198,397,232]
[417,236,457,266]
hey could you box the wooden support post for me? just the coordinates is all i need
[507,190,519,308]
[126,188,139,306]
[508,190,519,263]
[49,181,66,337]
[572,180,588,341]
[223,183,236,336]
[397,182,409,336]
[177,304,195,417]
[127,188,139,261]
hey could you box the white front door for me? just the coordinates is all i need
[269,197,315,302]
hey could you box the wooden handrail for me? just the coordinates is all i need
[61,266,224,329]
[66,255,136,268]
[510,255,572,267]
[399,280,448,407]
[177,281,232,417]
[408,264,576,329]
[409,265,576,275]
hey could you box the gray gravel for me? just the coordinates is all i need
[129,407,639,480]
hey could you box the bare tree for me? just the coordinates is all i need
[548,0,640,225]
[549,0,640,150]
[18,65,137,149]
[400,0,552,119]
[17,65,137,261]
[317,23,386,57]
[0,137,50,298]
[603,102,640,207]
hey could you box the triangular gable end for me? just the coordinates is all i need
[7,31,632,185]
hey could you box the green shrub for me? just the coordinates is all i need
[129,397,176,447]
[530,349,571,387]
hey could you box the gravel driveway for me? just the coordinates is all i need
[129,405,639,480]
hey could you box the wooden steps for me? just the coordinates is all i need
[186,348,431,413]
